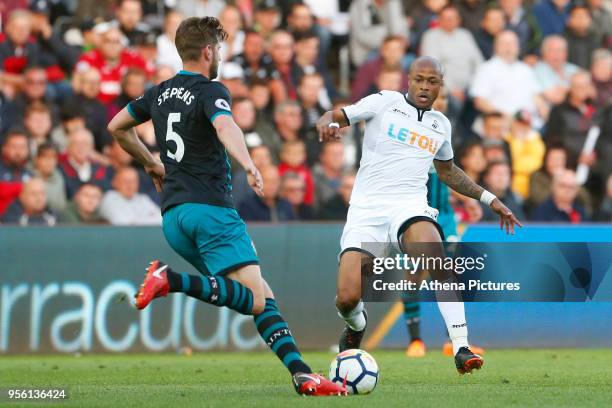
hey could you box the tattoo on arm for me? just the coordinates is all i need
[437,162,484,200]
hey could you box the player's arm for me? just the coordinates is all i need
[107,108,165,192]
[433,159,523,234]
[317,92,386,142]
[213,115,263,196]
[316,110,350,142]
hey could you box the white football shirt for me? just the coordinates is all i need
[342,91,453,207]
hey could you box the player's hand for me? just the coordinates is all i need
[316,114,341,142]
[145,161,165,193]
[490,198,523,234]
[247,166,264,197]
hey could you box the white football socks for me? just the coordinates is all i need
[437,301,469,355]
[337,300,366,332]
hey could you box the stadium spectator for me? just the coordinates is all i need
[587,0,612,47]
[409,0,447,52]
[544,71,597,167]
[59,182,106,224]
[564,5,601,69]
[474,6,507,60]
[280,171,313,220]
[479,111,508,141]
[292,30,336,101]
[532,0,571,37]
[2,65,58,132]
[267,100,303,160]
[156,10,183,74]
[239,165,295,222]
[58,128,111,198]
[70,68,112,152]
[107,68,147,121]
[278,140,314,206]
[317,171,356,220]
[100,166,161,225]
[49,105,87,153]
[287,2,331,58]
[233,144,274,207]
[253,0,283,41]
[218,62,248,98]
[30,142,65,213]
[349,0,408,67]
[23,102,53,154]
[590,49,611,109]
[24,3,82,86]
[590,103,612,202]
[500,0,542,57]
[457,141,486,183]
[233,97,266,148]
[475,112,513,164]
[1,177,56,226]
[249,79,275,129]
[153,64,176,85]
[505,110,545,198]
[479,160,525,221]
[470,30,546,125]
[232,30,285,105]
[455,0,487,33]
[351,35,408,102]
[374,69,403,93]
[75,26,152,104]
[302,0,348,46]
[530,169,587,222]
[0,130,31,215]
[175,0,226,19]
[534,35,580,106]
[113,0,149,47]
[313,140,345,210]
[219,5,245,62]
[421,5,483,103]
[0,9,35,96]
[594,175,612,221]
[527,144,592,212]
[269,30,296,100]
[483,139,511,164]
[297,73,327,161]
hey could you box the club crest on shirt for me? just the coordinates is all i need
[432,120,439,129]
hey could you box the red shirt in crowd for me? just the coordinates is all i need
[278,162,314,206]
[75,49,153,104]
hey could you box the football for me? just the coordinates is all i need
[329,349,379,394]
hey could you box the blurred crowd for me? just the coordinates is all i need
[0,0,610,227]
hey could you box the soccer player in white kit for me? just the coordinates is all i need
[316,57,522,374]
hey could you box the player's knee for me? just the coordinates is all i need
[336,289,361,313]
[251,293,266,315]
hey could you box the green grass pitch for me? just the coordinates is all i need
[2,349,612,407]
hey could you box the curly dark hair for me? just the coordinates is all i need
[175,17,228,62]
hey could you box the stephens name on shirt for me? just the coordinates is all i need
[157,87,195,106]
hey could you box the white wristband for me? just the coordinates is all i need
[329,122,340,128]
[480,190,497,206]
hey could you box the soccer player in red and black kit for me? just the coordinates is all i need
[107,17,345,396]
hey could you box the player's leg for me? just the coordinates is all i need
[399,220,483,374]
[336,249,372,351]
[401,291,426,357]
[135,204,260,315]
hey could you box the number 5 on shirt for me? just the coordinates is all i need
[166,112,185,162]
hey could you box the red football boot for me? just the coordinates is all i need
[134,260,170,310]
[293,373,347,396]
